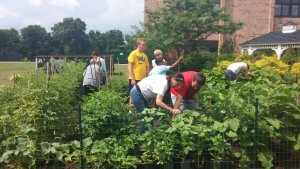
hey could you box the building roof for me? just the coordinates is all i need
[240,30,300,46]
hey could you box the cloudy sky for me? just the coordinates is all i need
[0,0,144,34]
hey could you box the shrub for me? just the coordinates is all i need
[180,50,217,71]
[281,48,300,65]
[255,56,289,75]
[82,89,131,139]
[107,75,128,97]
[220,39,235,55]
[291,62,300,84]
[218,53,235,61]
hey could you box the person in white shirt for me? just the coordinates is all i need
[82,59,101,95]
[130,70,184,132]
[225,62,252,81]
[151,49,166,68]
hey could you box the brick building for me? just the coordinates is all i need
[144,0,300,52]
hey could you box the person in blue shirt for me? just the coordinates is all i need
[149,50,184,76]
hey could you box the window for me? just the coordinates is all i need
[215,0,220,7]
[292,5,299,16]
[282,5,290,16]
[275,4,282,16]
[275,0,300,17]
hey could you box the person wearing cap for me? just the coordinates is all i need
[225,62,252,81]
[171,71,206,115]
[130,71,184,132]
[152,49,166,68]
[149,49,184,76]
[128,38,150,103]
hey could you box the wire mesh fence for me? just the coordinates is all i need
[0,62,299,169]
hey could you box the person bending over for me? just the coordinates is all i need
[171,71,206,115]
[130,71,184,132]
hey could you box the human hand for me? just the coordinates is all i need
[172,109,181,117]
[131,79,136,85]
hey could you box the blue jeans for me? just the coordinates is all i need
[225,69,237,81]
[171,93,199,112]
[130,86,149,133]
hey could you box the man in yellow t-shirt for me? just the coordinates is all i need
[128,38,149,98]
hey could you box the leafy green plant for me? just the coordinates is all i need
[82,89,131,139]
[198,67,300,168]
[107,75,129,97]
[0,62,85,168]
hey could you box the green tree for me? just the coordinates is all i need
[144,0,242,54]
[88,30,104,52]
[0,29,22,60]
[180,50,217,71]
[0,28,20,51]
[281,48,300,65]
[20,25,51,59]
[51,17,89,54]
[123,25,145,52]
[220,39,235,54]
[102,29,125,51]
[88,29,125,52]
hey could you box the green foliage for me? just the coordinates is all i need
[144,0,242,53]
[0,29,22,61]
[220,39,235,55]
[84,134,140,168]
[0,58,299,168]
[51,17,90,54]
[0,29,20,52]
[252,49,275,57]
[107,75,129,97]
[82,89,131,139]
[88,29,125,52]
[0,19,127,61]
[180,50,217,71]
[255,56,289,75]
[20,25,51,59]
[281,48,300,65]
[0,62,85,168]
[218,53,235,61]
[123,24,145,52]
[198,67,300,168]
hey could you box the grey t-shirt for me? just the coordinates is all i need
[82,64,100,89]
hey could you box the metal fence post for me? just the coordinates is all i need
[254,98,258,168]
[78,107,85,169]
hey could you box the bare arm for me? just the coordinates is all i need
[156,95,180,116]
[238,67,252,79]
[170,50,184,68]
[173,94,183,110]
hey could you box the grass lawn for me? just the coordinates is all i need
[0,62,36,87]
[114,64,128,77]
[0,62,128,87]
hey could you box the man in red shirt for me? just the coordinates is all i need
[171,71,206,115]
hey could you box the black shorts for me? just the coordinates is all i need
[128,79,140,94]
